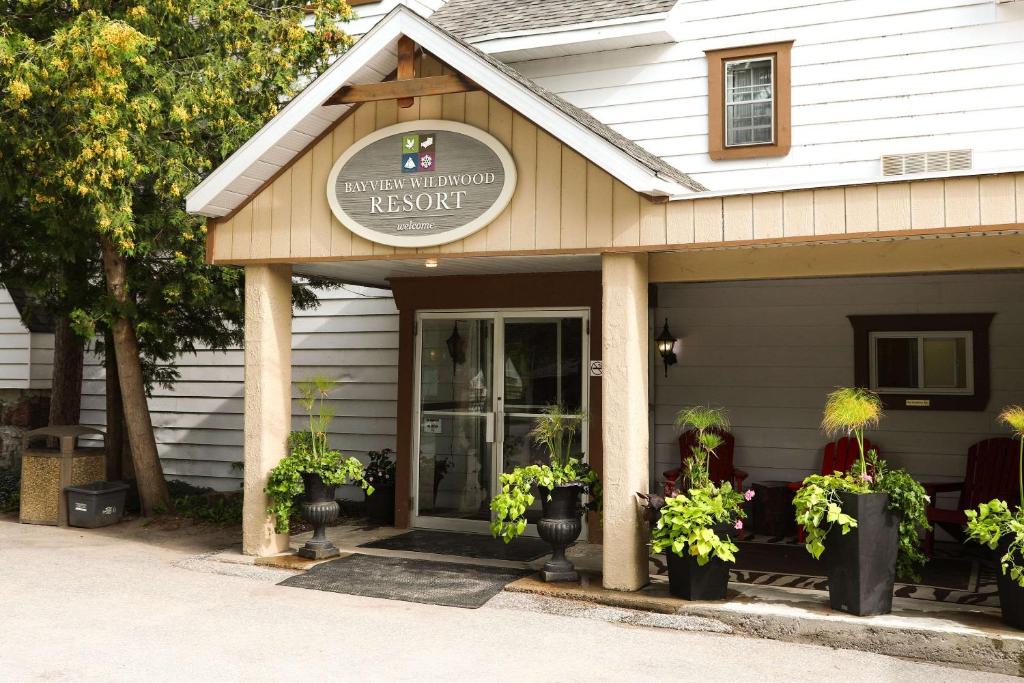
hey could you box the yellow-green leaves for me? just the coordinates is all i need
[650,481,746,565]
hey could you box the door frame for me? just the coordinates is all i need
[410,306,590,534]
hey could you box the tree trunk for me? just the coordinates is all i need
[104,329,124,482]
[99,236,171,515]
[48,315,84,426]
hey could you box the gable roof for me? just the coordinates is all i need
[431,0,678,41]
[186,5,701,218]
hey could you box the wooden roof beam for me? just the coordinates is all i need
[324,74,477,105]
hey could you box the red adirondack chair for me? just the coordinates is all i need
[789,436,880,542]
[787,436,879,492]
[923,437,1021,556]
[662,429,747,496]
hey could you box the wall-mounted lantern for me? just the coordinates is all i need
[446,322,466,366]
[655,318,677,377]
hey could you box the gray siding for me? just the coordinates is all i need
[0,288,30,389]
[653,272,1024,487]
[80,285,399,491]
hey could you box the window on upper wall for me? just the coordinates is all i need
[849,314,995,411]
[706,42,793,161]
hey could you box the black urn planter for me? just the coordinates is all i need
[365,484,395,525]
[666,551,731,600]
[996,539,1024,629]
[822,491,899,616]
[537,484,584,582]
[297,472,341,560]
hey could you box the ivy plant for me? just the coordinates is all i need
[965,405,1024,587]
[652,406,751,565]
[490,406,601,543]
[265,377,372,534]
[794,388,930,581]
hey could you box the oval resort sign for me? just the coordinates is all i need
[326,120,517,248]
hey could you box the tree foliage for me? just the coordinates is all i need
[0,1,352,386]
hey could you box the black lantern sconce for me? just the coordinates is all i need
[446,322,466,366]
[655,318,677,377]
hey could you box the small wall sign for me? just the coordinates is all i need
[327,120,517,248]
[589,361,603,377]
[422,417,442,434]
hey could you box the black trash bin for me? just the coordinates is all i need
[64,481,130,528]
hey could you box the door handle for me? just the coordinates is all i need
[484,413,495,443]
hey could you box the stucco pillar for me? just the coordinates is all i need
[601,252,650,591]
[242,264,293,556]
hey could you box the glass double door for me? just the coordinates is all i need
[413,309,588,533]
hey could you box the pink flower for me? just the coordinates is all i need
[734,520,743,530]
[744,489,755,501]
[861,473,873,483]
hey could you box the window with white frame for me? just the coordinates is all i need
[869,331,973,395]
[724,57,774,147]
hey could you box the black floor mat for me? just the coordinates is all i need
[360,529,550,562]
[279,554,530,608]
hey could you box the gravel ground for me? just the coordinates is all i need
[0,517,1016,683]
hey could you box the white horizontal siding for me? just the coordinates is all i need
[510,0,1024,191]
[28,332,53,390]
[0,288,30,389]
[80,285,399,491]
[653,272,1024,490]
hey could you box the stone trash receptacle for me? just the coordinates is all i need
[19,425,105,527]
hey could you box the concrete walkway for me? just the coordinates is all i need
[0,516,1016,682]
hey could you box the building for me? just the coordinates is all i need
[125,0,1024,590]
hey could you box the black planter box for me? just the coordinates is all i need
[64,481,129,528]
[996,539,1024,629]
[823,490,899,616]
[666,550,730,600]
[365,485,395,525]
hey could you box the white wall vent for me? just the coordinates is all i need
[881,150,972,176]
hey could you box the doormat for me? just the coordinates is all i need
[360,529,550,562]
[648,542,999,608]
[279,554,530,609]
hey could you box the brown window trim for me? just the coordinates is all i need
[848,313,995,412]
[706,41,793,161]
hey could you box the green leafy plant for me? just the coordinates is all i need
[364,448,396,489]
[265,377,372,534]
[674,405,729,489]
[653,406,750,565]
[490,406,601,543]
[794,388,930,580]
[965,405,1024,587]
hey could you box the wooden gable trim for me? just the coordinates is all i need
[324,73,477,105]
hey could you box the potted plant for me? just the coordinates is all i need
[490,406,600,582]
[364,448,396,524]
[793,387,930,616]
[965,405,1024,629]
[650,406,751,600]
[265,377,373,559]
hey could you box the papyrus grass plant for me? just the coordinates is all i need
[965,405,1024,587]
[491,406,600,543]
[821,387,883,479]
[794,388,930,580]
[652,406,751,565]
[265,377,372,533]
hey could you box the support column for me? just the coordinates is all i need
[243,264,293,556]
[601,252,650,591]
